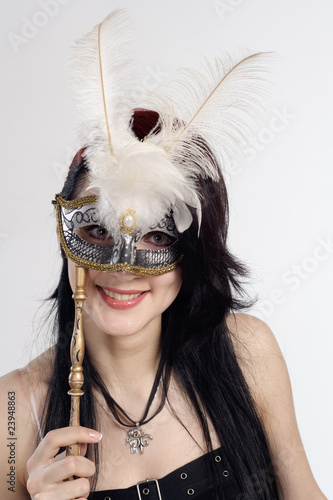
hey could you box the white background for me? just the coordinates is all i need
[0,0,332,496]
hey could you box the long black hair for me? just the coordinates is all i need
[42,110,281,498]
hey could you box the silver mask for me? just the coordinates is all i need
[54,194,183,276]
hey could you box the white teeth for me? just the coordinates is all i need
[101,288,142,301]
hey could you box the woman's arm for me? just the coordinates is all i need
[0,363,100,499]
[0,369,35,498]
[228,313,327,499]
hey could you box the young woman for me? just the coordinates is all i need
[0,11,326,500]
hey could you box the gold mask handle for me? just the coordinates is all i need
[66,265,86,459]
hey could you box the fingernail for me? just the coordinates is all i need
[89,430,102,440]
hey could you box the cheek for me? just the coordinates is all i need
[173,267,183,295]
[154,267,182,299]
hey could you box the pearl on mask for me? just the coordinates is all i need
[123,215,134,228]
[120,209,136,234]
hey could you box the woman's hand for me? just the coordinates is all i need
[26,426,102,500]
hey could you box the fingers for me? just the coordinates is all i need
[55,450,66,462]
[27,426,102,471]
[54,442,88,462]
[26,426,102,500]
[27,475,91,499]
[32,454,96,486]
[27,455,95,497]
[80,442,88,457]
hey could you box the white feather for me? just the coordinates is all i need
[88,141,200,236]
[70,11,272,236]
[70,9,136,167]
[145,51,273,179]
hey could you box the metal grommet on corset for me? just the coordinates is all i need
[142,487,150,495]
[214,455,221,463]
[104,497,111,500]
[223,470,229,477]
[180,472,187,479]
[187,488,195,495]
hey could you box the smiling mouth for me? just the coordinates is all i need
[99,287,144,301]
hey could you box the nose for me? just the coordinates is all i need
[118,244,135,266]
[113,233,138,266]
[107,269,141,281]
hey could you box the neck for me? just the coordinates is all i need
[82,311,162,394]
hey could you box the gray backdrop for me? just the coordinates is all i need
[0,0,332,496]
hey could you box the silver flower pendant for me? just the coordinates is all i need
[126,425,153,454]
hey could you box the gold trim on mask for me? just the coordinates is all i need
[54,194,98,209]
[54,194,183,276]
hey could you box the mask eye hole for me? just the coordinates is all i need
[138,231,176,250]
[75,225,114,247]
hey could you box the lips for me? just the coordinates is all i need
[101,289,142,301]
[97,286,148,310]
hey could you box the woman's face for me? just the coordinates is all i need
[67,260,182,339]
[65,181,183,339]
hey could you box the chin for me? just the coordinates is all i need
[83,305,161,340]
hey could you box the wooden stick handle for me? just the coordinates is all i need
[66,265,86,458]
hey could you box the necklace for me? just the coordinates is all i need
[97,361,168,454]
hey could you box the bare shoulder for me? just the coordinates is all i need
[226,312,280,355]
[0,348,54,497]
[0,347,54,410]
[0,347,53,422]
[226,313,327,499]
[20,345,55,387]
[226,313,285,409]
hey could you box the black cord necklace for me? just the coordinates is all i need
[100,358,169,454]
